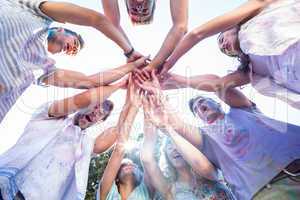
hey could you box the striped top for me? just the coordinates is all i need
[0,0,56,123]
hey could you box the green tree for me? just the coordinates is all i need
[85,149,112,200]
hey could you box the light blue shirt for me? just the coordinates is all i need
[96,181,150,200]
[199,107,300,200]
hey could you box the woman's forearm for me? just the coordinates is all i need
[150,0,188,69]
[150,25,187,68]
[166,126,217,181]
[88,62,135,86]
[49,84,120,117]
[164,0,270,72]
[117,105,139,142]
[155,97,203,148]
[141,119,172,198]
[164,32,202,71]
[162,73,220,91]
[99,142,125,200]
[141,120,158,163]
[185,74,221,91]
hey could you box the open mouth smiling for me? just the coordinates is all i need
[85,115,92,122]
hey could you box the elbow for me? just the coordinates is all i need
[174,24,188,36]
[48,105,64,118]
[197,75,222,92]
[195,162,217,181]
[75,76,99,89]
[189,28,205,42]
[89,11,106,28]
[208,75,238,93]
[211,78,223,92]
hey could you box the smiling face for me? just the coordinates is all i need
[190,97,223,124]
[218,27,241,57]
[47,28,83,56]
[165,140,187,169]
[74,100,113,130]
[125,0,156,24]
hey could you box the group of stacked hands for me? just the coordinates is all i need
[1,0,300,200]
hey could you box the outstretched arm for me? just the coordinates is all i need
[93,127,118,154]
[162,0,274,73]
[93,75,139,154]
[42,57,148,89]
[164,125,218,181]
[40,1,132,53]
[99,91,140,200]
[148,0,188,69]
[101,0,144,62]
[162,72,252,108]
[48,81,123,117]
[141,108,173,200]
[101,0,132,46]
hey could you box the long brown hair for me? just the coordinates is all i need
[218,27,250,73]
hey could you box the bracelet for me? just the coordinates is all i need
[124,47,134,58]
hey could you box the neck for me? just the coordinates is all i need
[177,166,193,184]
[119,180,135,199]
[209,112,225,124]
[218,113,225,121]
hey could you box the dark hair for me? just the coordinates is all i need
[101,100,114,121]
[73,100,114,126]
[188,96,205,115]
[47,27,85,49]
[188,96,219,115]
[115,158,143,188]
[236,52,250,73]
[218,27,250,73]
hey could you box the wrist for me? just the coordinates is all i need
[149,60,160,69]
[161,124,174,135]
[168,115,181,130]
[124,47,134,58]
[128,103,139,112]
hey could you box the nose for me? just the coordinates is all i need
[136,5,145,13]
[221,40,227,49]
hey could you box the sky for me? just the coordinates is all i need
[1,0,299,154]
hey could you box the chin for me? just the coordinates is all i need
[172,159,186,168]
[78,122,89,130]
